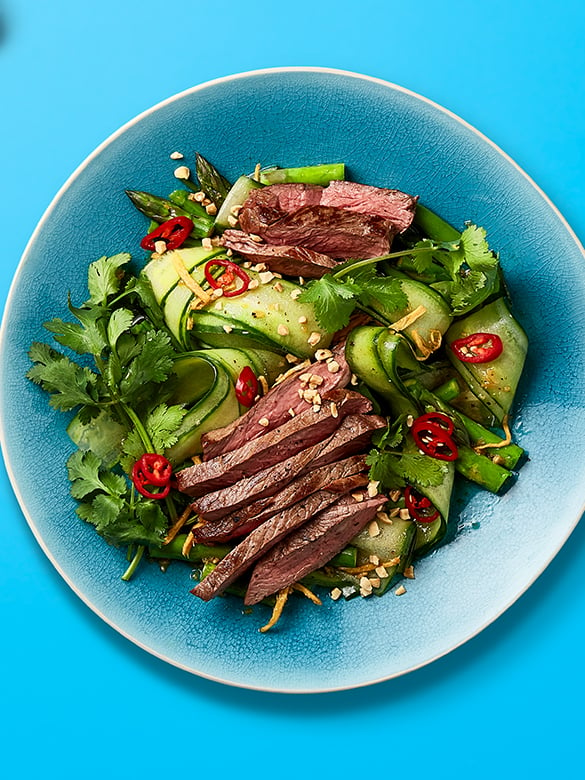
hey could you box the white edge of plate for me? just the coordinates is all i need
[1,66,585,694]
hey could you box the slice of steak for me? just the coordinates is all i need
[192,413,386,520]
[193,454,369,543]
[245,493,387,605]
[257,206,393,259]
[320,180,417,233]
[176,389,371,497]
[238,183,323,234]
[201,344,350,460]
[191,488,344,602]
[220,230,338,278]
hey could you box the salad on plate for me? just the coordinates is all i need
[27,153,528,631]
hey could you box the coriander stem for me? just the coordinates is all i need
[122,544,144,581]
[333,247,438,280]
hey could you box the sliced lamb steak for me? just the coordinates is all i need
[193,454,369,543]
[176,389,371,497]
[190,488,345,602]
[244,493,387,605]
[238,181,417,236]
[237,183,323,234]
[219,230,337,278]
[320,180,417,233]
[191,414,386,520]
[250,205,394,260]
[201,344,350,460]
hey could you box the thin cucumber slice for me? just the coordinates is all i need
[165,356,239,464]
[142,245,223,307]
[352,517,416,595]
[445,297,528,422]
[190,271,331,358]
[214,175,263,232]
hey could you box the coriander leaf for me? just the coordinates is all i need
[348,270,409,314]
[107,307,134,350]
[44,303,107,357]
[27,343,100,410]
[298,274,360,332]
[366,450,447,489]
[87,253,131,305]
[67,450,127,499]
[145,403,187,451]
[393,452,448,487]
[119,329,175,401]
[460,225,497,271]
[78,497,166,546]
[371,417,405,450]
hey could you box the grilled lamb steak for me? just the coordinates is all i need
[191,488,346,602]
[244,493,387,605]
[238,182,417,235]
[191,414,386,520]
[176,389,371,497]
[247,205,394,259]
[320,180,417,233]
[193,454,369,543]
[219,230,337,278]
[201,344,350,460]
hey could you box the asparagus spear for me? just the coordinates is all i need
[125,189,215,237]
[194,153,232,207]
[259,162,345,186]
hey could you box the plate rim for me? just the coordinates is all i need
[2,66,585,694]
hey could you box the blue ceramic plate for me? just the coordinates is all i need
[2,68,584,693]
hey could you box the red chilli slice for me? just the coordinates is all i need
[450,332,503,363]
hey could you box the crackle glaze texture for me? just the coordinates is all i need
[2,69,585,692]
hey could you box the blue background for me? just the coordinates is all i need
[1,0,584,776]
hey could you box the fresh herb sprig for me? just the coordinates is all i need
[27,254,187,569]
[404,224,500,315]
[299,224,500,332]
[365,417,449,489]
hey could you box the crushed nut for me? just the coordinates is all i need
[367,480,380,498]
[350,373,359,385]
[222,324,233,334]
[330,587,342,601]
[403,565,415,579]
[298,315,308,324]
[205,203,217,215]
[286,353,300,363]
[315,348,333,361]
[273,282,284,292]
[258,417,270,427]
[193,191,206,202]
[290,288,302,300]
[369,554,380,565]
[359,577,373,597]
[307,332,322,347]
[288,408,296,417]
[375,565,389,578]
[201,237,213,250]
[248,279,260,290]
[395,585,407,596]
[250,234,264,244]
[154,240,167,255]
[399,508,411,520]
[376,511,393,525]
[227,214,239,227]
[369,577,381,588]
[352,492,365,502]
[367,520,380,537]
[330,401,339,419]
[173,165,191,180]
[277,324,290,337]
[327,359,340,374]
[389,489,402,502]
[259,271,275,284]
[170,151,184,160]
